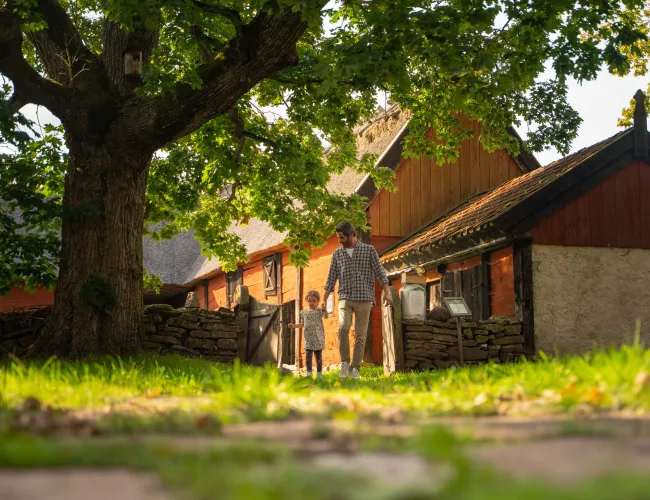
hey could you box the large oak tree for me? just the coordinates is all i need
[0,0,645,357]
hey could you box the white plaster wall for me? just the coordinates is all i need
[532,245,650,355]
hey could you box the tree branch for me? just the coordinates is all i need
[8,94,27,112]
[0,4,73,118]
[228,107,246,165]
[190,24,225,63]
[243,131,276,149]
[272,76,325,84]
[192,1,244,34]
[125,9,308,151]
[22,0,99,87]
[272,75,356,86]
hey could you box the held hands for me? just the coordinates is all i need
[383,295,393,307]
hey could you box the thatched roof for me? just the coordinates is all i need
[143,105,410,286]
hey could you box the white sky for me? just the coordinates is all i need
[17,69,648,167]
[517,70,648,166]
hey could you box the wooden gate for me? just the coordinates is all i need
[232,285,295,366]
[381,286,404,375]
[246,297,282,365]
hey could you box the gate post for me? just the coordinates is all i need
[382,286,404,375]
[233,285,250,363]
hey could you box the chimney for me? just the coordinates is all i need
[633,89,648,158]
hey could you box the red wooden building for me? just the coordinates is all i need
[139,105,537,367]
[382,92,650,356]
[2,103,536,367]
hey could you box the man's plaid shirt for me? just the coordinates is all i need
[325,242,389,304]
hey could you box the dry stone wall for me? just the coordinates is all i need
[403,316,525,370]
[1,304,244,362]
[0,306,50,357]
[143,304,243,362]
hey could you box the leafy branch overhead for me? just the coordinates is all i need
[1,0,649,280]
[611,2,650,126]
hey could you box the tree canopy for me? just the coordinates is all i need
[1,0,647,293]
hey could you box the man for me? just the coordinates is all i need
[323,221,392,380]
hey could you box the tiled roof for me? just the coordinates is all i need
[381,128,632,264]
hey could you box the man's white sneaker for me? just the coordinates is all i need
[316,372,323,380]
[350,368,360,380]
[339,362,350,379]
[306,371,313,378]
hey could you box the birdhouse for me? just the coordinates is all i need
[124,49,143,76]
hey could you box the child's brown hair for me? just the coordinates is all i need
[305,290,320,302]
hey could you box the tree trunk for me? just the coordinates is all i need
[45,141,151,357]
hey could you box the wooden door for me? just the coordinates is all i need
[281,301,295,365]
[246,297,281,365]
[226,269,243,308]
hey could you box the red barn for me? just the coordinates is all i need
[382,93,650,356]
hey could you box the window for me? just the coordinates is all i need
[428,280,442,310]
[262,256,277,295]
[226,269,243,308]
[262,253,282,297]
[429,257,490,320]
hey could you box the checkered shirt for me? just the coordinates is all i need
[324,242,389,305]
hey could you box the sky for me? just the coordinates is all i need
[519,70,648,166]
[17,67,649,168]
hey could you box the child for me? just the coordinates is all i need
[288,290,328,379]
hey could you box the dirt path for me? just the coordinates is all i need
[470,436,650,484]
[220,416,650,483]
[0,470,171,500]
[3,416,650,498]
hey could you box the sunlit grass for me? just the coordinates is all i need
[2,347,650,498]
[2,344,650,423]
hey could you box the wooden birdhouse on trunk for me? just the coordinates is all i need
[124,49,143,76]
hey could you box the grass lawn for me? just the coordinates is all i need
[1,344,650,499]
[2,343,650,424]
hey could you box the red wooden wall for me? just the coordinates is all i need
[195,237,345,366]
[489,247,515,317]
[369,116,524,238]
[195,235,402,367]
[390,248,517,319]
[0,286,54,312]
[530,160,650,249]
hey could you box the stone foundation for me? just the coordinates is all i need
[0,306,50,357]
[143,304,243,362]
[403,316,526,370]
[1,304,243,363]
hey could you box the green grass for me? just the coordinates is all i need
[2,347,650,498]
[2,344,650,424]
[1,428,650,500]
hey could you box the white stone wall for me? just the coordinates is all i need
[532,245,650,355]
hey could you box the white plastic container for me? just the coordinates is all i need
[401,284,426,321]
